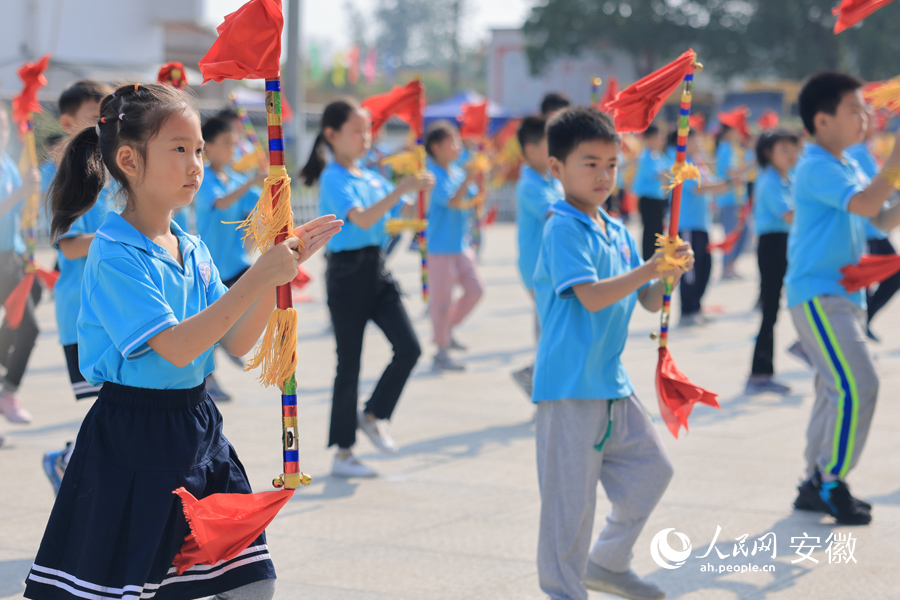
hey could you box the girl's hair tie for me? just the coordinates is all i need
[134,83,140,92]
[119,113,125,121]
[100,117,107,124]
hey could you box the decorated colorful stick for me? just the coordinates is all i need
[362,80,428,300]
[4,55,58,328]
[591,76,603,107]
[198,0,309,492]
[229,92,270,172]
[605,49,718,439]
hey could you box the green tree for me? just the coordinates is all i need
[373,0,455,69]
[523,0,900,81]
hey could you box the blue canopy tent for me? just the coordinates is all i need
[424,91,517,136]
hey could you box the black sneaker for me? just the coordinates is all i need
[815,477,871,525]
[794,471,871,513]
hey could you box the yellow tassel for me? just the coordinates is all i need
[237,166,295,252]
[655,233,691,273]
[467,151,492,175]
[866,77,900,114]
[245,308,298,389]
[385,218,428,236]
[665,161,701,193]
[381,147,426,176]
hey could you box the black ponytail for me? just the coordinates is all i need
[47,125,107,242]
[299,98,360,187]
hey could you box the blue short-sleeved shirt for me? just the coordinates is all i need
[715,143,739,207]
[632,148,668,200]
[753,166,794,235]
[427,158,473,255]
[194,165,258,281]
[516,165,564,289]
[677,157,712,232]
[846,143,887,241]
[55,189,117,346]
[0,154,25,254]
[532,201,645,402]
[78,213,228,389]
[786,144,869,309]
[319,161,397,253]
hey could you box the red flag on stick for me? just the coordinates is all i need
[172,487,294,575]
[3,273,34,329]
[758,109,780,130]
[199,0,283,83]
[689,113,706,133]
[12,55,50,138]
[158,62,189,89]
[833,0,896,33]
[718,106,751,140]
[362,80,425,138]
[656,348,720,438]
[459,100,489,139]
[604,49,696,133]
[839,254,900,292]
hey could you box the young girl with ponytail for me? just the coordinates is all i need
[25,83,341,600]
[300,99,433,478]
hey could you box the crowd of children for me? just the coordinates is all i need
[0,59,898,600]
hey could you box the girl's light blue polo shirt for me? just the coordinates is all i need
[677,156,713,233]
[78,213,228,389]
[55,189,117,346]
[632,148,668,200]
[753,166,793,236]
[426,158,473,255]
[194,165,258,281]
[319,161,397,253]
[516,164,563,289]
[785,144,869,309]
[0,153,25,255]
[532,201,645,403]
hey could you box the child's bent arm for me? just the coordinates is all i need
[58,235,95,260]
[573,263,657,313]
[849,143,900,218]
[871,199,900,232]
[213,179,259,210]
[346,188,407,230]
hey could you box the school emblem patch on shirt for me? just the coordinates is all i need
[198,261,212,289]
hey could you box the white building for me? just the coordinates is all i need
[0,0,225,100]
[487,28,639,115]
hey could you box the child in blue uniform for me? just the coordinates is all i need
[0,103,42,429]
[40,80,113,491]
[533,108,694,600]
[786,71,900,525]
[25,83,341,600]
[512,116,563,395]
[746,130,800,394]
[846,120,900,340]
[299,99,432,478]
[425,121,483,372]
[632,124,670,260]
[714,123,750,279]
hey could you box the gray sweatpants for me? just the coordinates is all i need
[789,295,878,481]
[536,395,674,600]
[211,579,276,600]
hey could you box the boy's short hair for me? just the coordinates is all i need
[755,129,800,168]
[217,107,240,122]
[424,119,457,157]
[517,116,547,149]
[201,116,233,143]
[58,80,111,117]
[799,71,864,135]
[643,124,660,139]
[540,92,571,117]
[547,108,620,162]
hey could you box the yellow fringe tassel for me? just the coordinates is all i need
[866,77,900,114]
[665,161,701,193]
[655,233,691,273]
[245,308,299,389]
[237,167,295,252]
[385,218,428,235]
[381,147,426,176]
[467,152,492,175]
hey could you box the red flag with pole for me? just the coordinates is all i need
[603,50,697,133]
[361,80,425,138]
[833,0,896,33]
[459,100,489,139]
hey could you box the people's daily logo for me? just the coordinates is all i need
[650,528,692,569]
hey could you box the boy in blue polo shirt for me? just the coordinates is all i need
[512,115,563,395]
[786,71,900,525]
[533,107,694,600]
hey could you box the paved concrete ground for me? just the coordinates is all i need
[1,222,899,600]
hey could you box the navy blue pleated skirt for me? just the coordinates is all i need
[24,382,276,600]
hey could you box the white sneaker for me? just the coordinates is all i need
[0,390,33,423]
[331,454,378,478]
[584,561,665,600]
[358,411,398,454]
